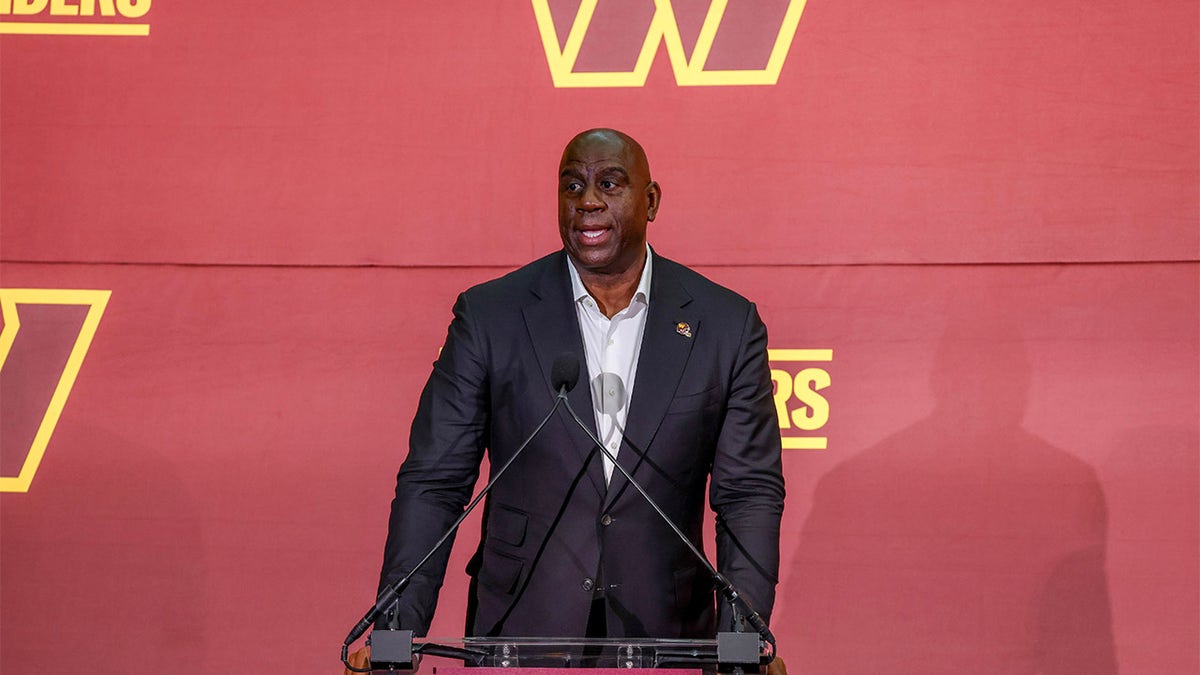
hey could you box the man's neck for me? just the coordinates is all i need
[579,274,636,318]
[577,254,647,318]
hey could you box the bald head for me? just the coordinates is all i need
[561,128,652,181]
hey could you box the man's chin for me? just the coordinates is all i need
[568,250,646,280]
[568,251,616,273]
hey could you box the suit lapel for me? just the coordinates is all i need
[522,252,607,497]
[604,255,697,510]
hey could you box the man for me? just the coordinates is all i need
[379,129,784,639]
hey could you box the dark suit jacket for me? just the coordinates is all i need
[379,250,784,639]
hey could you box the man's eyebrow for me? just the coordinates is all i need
[597,166,630,180]
[558,164,631,181]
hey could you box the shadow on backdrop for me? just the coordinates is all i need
[781,311,1116,674]
[1100,425,1198,673]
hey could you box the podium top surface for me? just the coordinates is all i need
[434,662,700,667]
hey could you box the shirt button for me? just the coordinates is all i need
[609,442,617,450]
[582,578,595,592]
[601,514,613,526]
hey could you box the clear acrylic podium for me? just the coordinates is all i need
[366,631,764,673]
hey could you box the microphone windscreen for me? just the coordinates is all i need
[551,353,580,393]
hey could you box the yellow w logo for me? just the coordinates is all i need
[0,289,109,492]
[532,0,808,87]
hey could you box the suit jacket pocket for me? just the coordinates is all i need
[478,548,524,596]
[666,385,722,415]
[490,504,528,547]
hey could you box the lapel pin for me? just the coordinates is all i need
[675,321,693,339]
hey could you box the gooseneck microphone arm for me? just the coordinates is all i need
[556,356,776,652]
[340,355,582,669]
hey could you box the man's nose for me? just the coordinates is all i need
[579,183,604,210]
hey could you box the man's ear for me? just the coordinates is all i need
[646,181,662,222]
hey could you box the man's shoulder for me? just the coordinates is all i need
[653,252,754,310]
[460,250,563,305]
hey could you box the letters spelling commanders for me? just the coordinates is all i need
[769,349,832,450]
[1,0,149,17]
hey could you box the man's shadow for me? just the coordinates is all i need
[781,313,1117,674]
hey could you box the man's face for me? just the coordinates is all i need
[558,131,660,277]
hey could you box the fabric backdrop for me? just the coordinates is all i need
[2,2,1196,673]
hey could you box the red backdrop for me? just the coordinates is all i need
[2,1,1196,673]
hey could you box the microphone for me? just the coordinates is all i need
[554,354,776,650]
[341,352,581,669]
[551,353,580,394]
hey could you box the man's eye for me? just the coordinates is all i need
[565,182,583,192]
[599,181,615,190]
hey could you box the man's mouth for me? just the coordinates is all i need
[578,228,610,244]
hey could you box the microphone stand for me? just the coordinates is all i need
[557,396,776,667]
[341,382,574,672]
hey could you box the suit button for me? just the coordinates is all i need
[582,578,595,592]
[600,514,613,526]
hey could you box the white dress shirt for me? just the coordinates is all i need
[567,247,653,483]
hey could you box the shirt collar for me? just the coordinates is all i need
[567,244,653,308]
